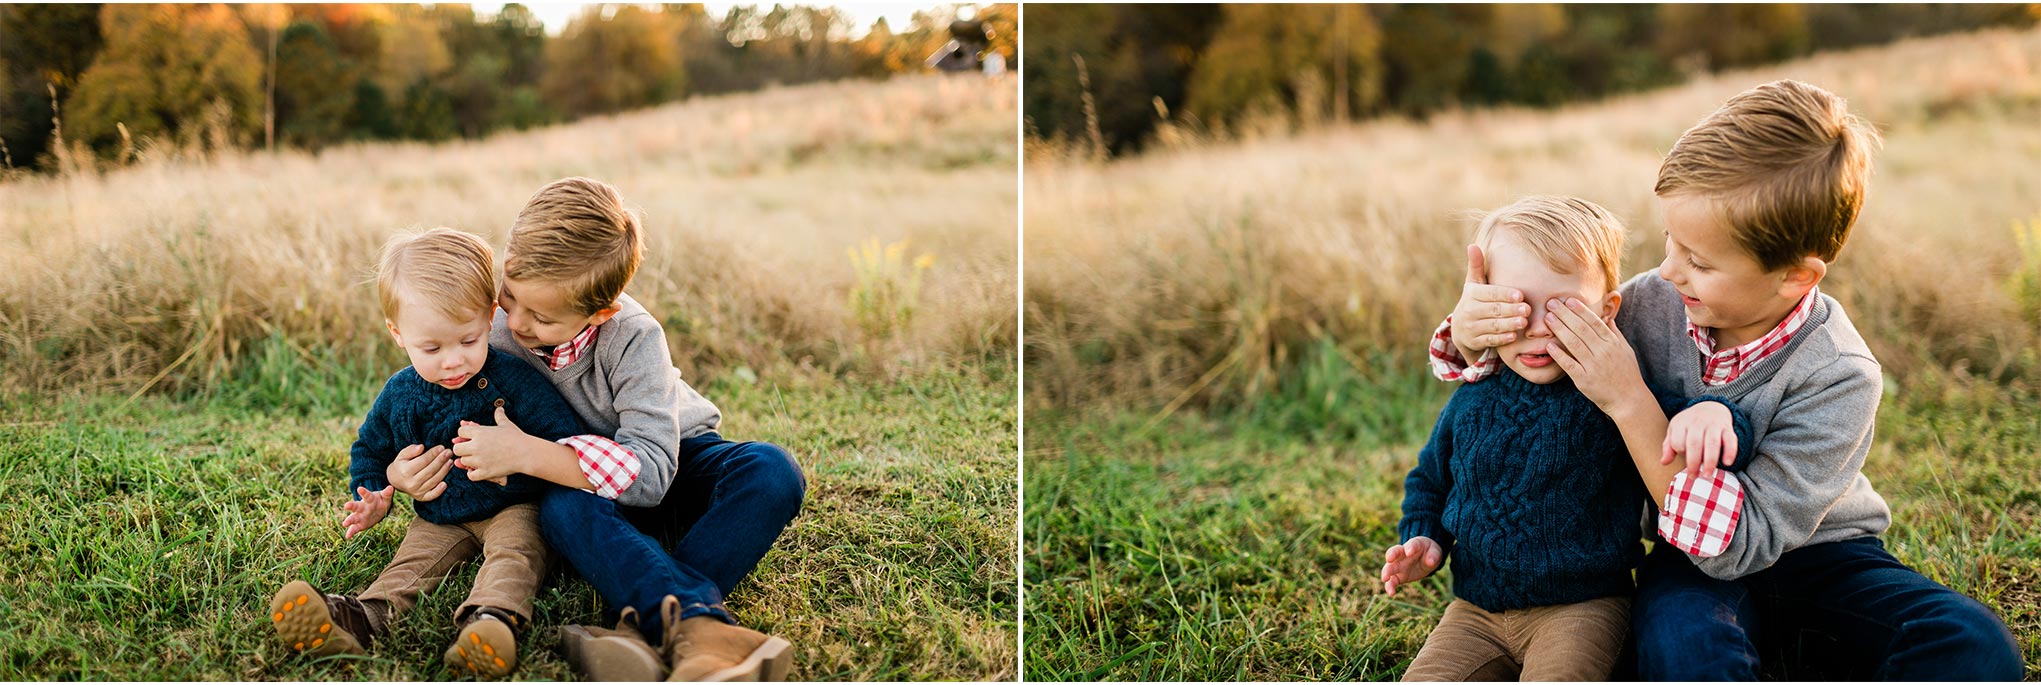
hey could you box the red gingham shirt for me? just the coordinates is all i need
[1425,289,1820,558]
[531,324,642,500]
[1687,289,1816,387]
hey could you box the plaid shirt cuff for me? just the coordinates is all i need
[559,435,640,500]
[1427,316,1500,382]
[1657,470,1743,558]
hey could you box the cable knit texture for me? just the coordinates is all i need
[1398,367,1752,612]
[350,348,587,524]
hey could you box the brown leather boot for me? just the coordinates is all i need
[559,606,666,681]
[269,580,377,657]
[656,596,793,682]
[444,607,523,678]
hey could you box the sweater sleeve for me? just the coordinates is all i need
[347,380,402,498]
[605,323,691,508]
[1691,356,1884,580]
[1397,394,1460,558]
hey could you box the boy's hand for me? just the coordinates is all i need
[1449,244,1531,359]
[1381,536,1444,596]
[1664,401,1738,481]
[341,485,393,539]
[1543,297,1648,413]
[388,444,453,502]
[453,407,536,484]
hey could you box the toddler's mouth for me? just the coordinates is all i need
[440,373,469,388]
[1517,351,1555,368]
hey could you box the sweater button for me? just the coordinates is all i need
[493,398,505,408]
[477,377,487,389]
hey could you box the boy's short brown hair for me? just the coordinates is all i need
[1474,196,1627,296]
[504,177,643,316]
[1654,79,1881,272]
[377,227,499,323]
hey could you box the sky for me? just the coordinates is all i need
[477,2,958,38]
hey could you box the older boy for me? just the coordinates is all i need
[391,178,804,681]
[1428,80,2020,679]
[268,228,586,678]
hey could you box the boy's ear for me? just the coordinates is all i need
[1600,292,1622,323]
[1778,257,1826,300]
[587,302,624,327]
[385,320,403,345]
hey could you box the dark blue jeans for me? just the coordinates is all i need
[539,433,805,643]
[1633,537,2022,681]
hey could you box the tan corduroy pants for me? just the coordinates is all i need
[1402,596,1630,682]
[359,502,547,626]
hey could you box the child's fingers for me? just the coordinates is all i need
[1702,427,1722,478]
[1723,432,1738,466]
[395,444,425,461]
[1685,431,1705,479]
[426,482,447,500]
[1384,545,1404,563]
[1425,547,1442,567]
[1546,343,1582,375]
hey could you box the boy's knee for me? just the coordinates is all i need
[742,442,806,514]
[1921,596,2023,680]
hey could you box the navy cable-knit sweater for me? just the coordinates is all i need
[349,348,586,525]
[1397,367,1752,612]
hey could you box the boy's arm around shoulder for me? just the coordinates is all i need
[1693,354,1884,580]
[602,317,721,508]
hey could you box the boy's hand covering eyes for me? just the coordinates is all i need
[387,443,453,502]
[1449,244,1531,355]
[1381,536,1444,596]
[1664,401,1738,480]
[1543,297,1645,413]
[341,485,394,539]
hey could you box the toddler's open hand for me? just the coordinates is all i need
[1663,401,1737,481]
[1449,244,1531,357]
[1381,536,1444,596]
[341,485,394,539]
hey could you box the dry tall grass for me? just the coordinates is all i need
[1025,27,2041,409]
[0,74,1018,395]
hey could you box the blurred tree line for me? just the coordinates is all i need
[0,2,1015,171]
[1024,3,2040,155]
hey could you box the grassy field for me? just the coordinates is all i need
[0,74,1019,680]
[1023,367,2040,680]
[1022,27,2041,681]
[0,363,1017,680]
[1,73,1017,395]
[1025,27,2041,410]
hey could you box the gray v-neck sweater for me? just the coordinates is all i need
[491,293,722,508]
[1616,271,1890,580]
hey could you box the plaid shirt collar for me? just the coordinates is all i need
[531,323,600,372]
[1686,288,1817,386]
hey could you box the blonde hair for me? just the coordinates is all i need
[376,227,499,323]
[1654,79,1881,271]
[1474,196,1627,296]
[504,177,643,316]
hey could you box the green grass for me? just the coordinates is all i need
[0,363,1018,680]
[1022,355,2041,680]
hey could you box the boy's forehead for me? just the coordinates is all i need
[1485,234,1601,298]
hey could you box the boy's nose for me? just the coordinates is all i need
[1657,256,1678,282]
[1524,308,1553,337]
